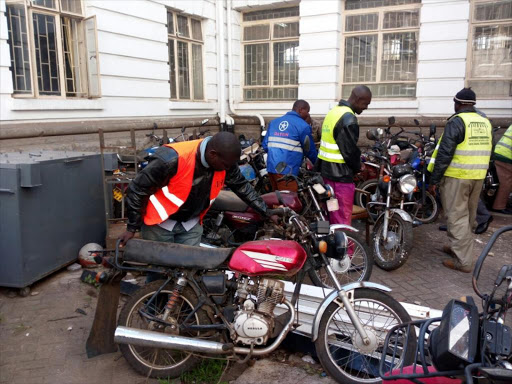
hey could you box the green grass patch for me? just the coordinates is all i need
[158,359,228,384]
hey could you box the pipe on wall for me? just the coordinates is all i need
[216,0,226,127]
[226,0,265,131]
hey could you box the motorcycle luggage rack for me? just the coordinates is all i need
[379,318,464,382]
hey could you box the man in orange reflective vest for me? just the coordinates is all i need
[118,132,268,247]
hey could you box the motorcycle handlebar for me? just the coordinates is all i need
[472,225,512,299]
[266,207,295,217]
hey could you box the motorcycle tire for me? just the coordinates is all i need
[355,179,378,209]
[118,281,212,379]
[372,215,413,271]
[315,288,416,384]
[409,190,440,224]
[308,233,373,288]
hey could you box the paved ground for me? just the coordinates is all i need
[0,213,510,384]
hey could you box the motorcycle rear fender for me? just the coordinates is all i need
[375,208,413,225]
[329,224,358,233]
[311,282,391,342]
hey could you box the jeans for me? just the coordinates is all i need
[142,222,203,283]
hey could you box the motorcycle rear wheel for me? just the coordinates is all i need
[118,281,212,378]
[309,234,373,288]
[372,215,413,271]
[407,191,439,224]
[355,179,378,209]
[315,288,416,384]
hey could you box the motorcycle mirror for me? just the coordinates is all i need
[388,116,396,126]
[413,119,420,126]
[181,126,186,133]
[201,119,209,126]
[429,124,437,137]
[303,135,311,153]
[275,161,287,174]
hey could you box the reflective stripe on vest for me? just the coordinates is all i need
[494,125,512,161]
[267,136,303,153]
[318,105,355,163]
[427,112,492,179]
[144,139,226,225]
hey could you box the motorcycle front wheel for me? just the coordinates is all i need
[315,288,416,384]
[372,215,413,271]
[407,190,439,224]
[118,281,212,378]
[309,233,373,287]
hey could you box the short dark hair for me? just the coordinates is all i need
[292,99,309,111]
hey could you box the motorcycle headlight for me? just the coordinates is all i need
[398,174,417,194]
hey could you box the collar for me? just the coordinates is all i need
[338,99,354,112]
[200,136,212,168]
[286,110,301,118]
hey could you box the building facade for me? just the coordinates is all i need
[0,0,510,146]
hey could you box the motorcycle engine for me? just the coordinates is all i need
[232,278,285,345]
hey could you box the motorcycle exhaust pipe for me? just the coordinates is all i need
[114,326,233,354]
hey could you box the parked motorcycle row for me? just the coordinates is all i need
[93,120,509,384]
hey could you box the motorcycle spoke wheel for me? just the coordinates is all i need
[118,282,211,378]
[314,235,373,287]
[315,289,416,384]
[372,216,413,271]
[409,191,439,224]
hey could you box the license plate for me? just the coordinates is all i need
[327,198,339,212]
[113,187,123,202]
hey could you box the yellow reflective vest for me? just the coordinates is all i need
[318,106,355,163]
[494,125,512,163]
[427,112,492,180]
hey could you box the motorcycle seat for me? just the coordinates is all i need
[211,190,248,212]
[123,239,233,269]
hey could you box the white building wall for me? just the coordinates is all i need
[0,0,511,125]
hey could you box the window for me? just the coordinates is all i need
[167,10,204,100]
[341,0,420,99]
[468,0,512,98]
[5,0,100,98]
[242,6,299,101]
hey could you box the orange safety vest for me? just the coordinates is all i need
[143,139,226,226]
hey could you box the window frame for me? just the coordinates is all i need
[167,9,205,101]
[6,0,92,99]
[340,0,421,100]
[241,6,300,102]
[466,0,512,99]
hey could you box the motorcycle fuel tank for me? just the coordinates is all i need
[228,240,307,277]
[261,191,303,212]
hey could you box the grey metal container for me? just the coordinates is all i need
[0,151,106,289]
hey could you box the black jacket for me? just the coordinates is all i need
[430,106,483,185]
[316,100,362,183]
[125,145,267,232]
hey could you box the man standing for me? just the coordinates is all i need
[491,124,512,214]
[317,85,372,225]
[118,132,268,247]
[262,100,317,191]
[428,88,493,273]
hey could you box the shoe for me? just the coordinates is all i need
[438,224,447,232]
[442,245,456,258]
[442,259,472,273]
[490,208,512,215]
[475,216,493,235]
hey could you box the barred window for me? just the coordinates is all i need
[242,6,299,101]
[167,10,204,100]
[5,0,100,98]
[341,0,420,99]
[467,0,512,98]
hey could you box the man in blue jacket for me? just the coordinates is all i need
[262,100,318,191]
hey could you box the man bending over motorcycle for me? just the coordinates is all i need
[118,132,268,249]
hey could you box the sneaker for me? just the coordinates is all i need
[442,259,472,273]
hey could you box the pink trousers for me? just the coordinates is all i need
[323,178,355,225]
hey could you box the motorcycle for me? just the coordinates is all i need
[94,207,415,383]
[238,141,272,194]
[380,225,512,383]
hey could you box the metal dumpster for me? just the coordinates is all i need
[0,151,106,291]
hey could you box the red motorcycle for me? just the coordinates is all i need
[93,207,414,383]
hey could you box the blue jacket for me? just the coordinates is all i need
[262,111,318,175]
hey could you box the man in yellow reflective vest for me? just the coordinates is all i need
[491,125,512,215]
[428,88,493,273]
[317,85,372,225]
